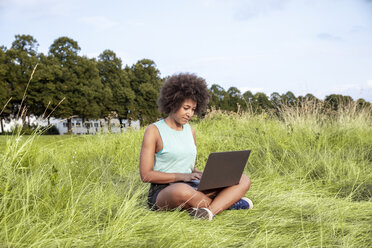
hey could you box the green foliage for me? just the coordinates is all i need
[49,36,80,62]
[209,84,372,120]
[1,35,170,130]
[209,84,226,109]
[44,125,60,135]
[325,94,353,111]
[32,54,61,117]
[1,34,371,134]
[269,92,281,108]
[242,90,254,105]
[0,46,9,106]
[281,91,297,106]
[11,34,38,56]
[6,35,39,119]
[97,50,135,122]
[126,59,163,125]
[304,93,319,103]
[356,98,371,109]
[225,87,245,112]
[0,46,11,133]
[47,38,104,132]
[209,85,246,112]
[0,107,371,247]
[253,92,273,113]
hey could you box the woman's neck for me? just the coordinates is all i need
[164,116,183,131]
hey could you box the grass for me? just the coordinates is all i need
[0,106,371,247]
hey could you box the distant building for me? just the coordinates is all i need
[1,117,140,135]
[53,118,140,135]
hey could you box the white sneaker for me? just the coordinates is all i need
[188,207,214,221]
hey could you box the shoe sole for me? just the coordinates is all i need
[242,197,254,209]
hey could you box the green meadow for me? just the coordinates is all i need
[0,106,371,247]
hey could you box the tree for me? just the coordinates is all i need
[49,37,103,132]
[11,34,38,55]
[304,93,319,103]
[225,87,244,112]
[49,37,80,63]
[281,91,297,106]
[356,98,371,110]
[0,46,10,133]
[325,94,353,111]
[252,92,272,113]
[32,53,62,123]
[71,56,103,121]
[7,35,39,124]
[48,37,79,132]
[270,92,282,109]
[242,90,254,111]
[126,59,162,126]
[209,84,226,110]
[97,50,135,130]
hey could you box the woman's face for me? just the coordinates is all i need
[171,98,197,125]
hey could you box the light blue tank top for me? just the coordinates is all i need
[153,119,196,174]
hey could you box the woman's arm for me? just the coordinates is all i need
[139,125,201,183]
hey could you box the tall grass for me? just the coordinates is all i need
[0,103,371,247]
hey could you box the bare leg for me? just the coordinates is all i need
[155,174,251,215]
[208,174,251,215]
[156,183,212,210]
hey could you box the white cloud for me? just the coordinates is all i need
[317,33,342,41]
[349,25,365,33]
[331,84,361,92]
[201,0,215,7]
[316,81,372,101]
[5,0,59,6]
[193,55,268,65]
[127,20,145,27]
[234,0,289,21]
[80,16,118,30]
[0,0,71,18]
[330,81,372,93]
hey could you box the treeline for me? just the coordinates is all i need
[0,35,163,133]
[1,34,371,133]
[208,85,371,114]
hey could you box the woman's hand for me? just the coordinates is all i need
[182,172,202,182]
[193,168,203,175]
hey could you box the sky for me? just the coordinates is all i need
[1,0,372,101]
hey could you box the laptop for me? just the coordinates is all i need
[196,150,251,191]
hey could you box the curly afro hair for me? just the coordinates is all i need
[157,73,210,115]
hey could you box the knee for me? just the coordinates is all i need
[173,184,197,203]
[239,174,251,191]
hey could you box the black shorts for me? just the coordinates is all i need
[147,180,200,210]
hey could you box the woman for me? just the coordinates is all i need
[139,73,253,220]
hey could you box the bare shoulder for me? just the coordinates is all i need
[145,124,157,133]
[143,124,160,140]
[190,126,196,135]
[190,125,196,144]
